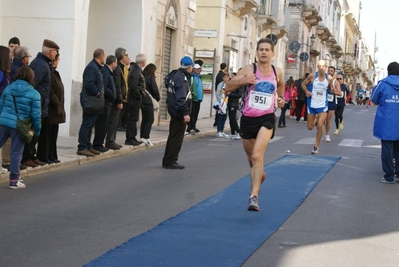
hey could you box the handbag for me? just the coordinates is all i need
[146,90,159,112]
[12,95,33,143]
[80,90,105,115]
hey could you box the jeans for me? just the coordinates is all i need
[381,140,399,181]
[278,103,290,126]
[0,126,25,179]
[78,112,97,151]
[216,113,227,133]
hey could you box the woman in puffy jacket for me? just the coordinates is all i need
[0,65,41,189]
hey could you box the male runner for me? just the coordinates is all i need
[324,66,341,142]
[225,38,285,211]
[301,60,334,154]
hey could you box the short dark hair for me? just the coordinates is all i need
[93,48,105,59]
[8,37,20,46]
[328,66,336,72]
[220,63,227,70]
[106,55,116,65]
[387,62,399,76]
[256,38,275,52]
[15,65,35,86]
[195,59,204,66]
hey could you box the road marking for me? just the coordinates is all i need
[294,137,316,145]
[338,139,363,147]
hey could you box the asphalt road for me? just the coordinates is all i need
[1,105,398,267]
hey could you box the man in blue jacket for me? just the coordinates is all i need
[371,61,399,184]
[77,49,106,157]
[162,56,193,169]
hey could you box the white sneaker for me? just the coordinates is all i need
[9,181,26,189]
[300,117,304,121]
[325,135,331,142]
[216,132,224,137]
[1,167,8,174]
[184,131,189,136]
[234,133,241,140]
[141,138,154,147]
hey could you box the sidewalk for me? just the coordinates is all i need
[0,116,221,183]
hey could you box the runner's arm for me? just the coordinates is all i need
[224,65,256,93]
[301,73,314,96]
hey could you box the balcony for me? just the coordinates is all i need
[302,5,322,28]
[316,25,331,41]
[325,37,337,48]
[233,0,259,16]
[288,0,304,7]
[257,0,279,31]
[310,49,320,57]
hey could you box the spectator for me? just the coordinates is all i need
[0,66,41,189]
[92,55,117,152]
[40,53,66,163]
[10,46,31,81]
[141,63,160,146]
[77,48,106,157]
[26,39,59,167]
[278,77,294,128]
[125,53,146,146]
[0,46,11,174]
[105,47,127,150]
[371,62,399,184]
[186,63,203,134]
[162,56,193,169]
[8,37,20,61]
[215,73,229,137]
[214,63,227,126]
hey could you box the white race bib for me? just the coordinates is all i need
[314,89,325,98]
[327,94,334,102]
[248,91,272,110]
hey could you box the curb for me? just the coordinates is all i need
[0,129,219,184]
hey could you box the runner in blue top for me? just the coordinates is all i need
[301,60,335,154]
[324,66,342,142]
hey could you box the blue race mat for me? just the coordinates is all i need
[85,154,340,267]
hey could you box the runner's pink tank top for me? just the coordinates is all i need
[242,66,277,117]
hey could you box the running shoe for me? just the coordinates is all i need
[381,177,395,184]
[248,195,259,211]
[9,181,26,189]
[334,129,339,135]
[216,132,225,138]
[311,146,319,155]
[325,135,331,142]
[339,122,344,130]
[1,167,7,174]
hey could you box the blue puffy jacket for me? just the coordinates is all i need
[371,75,399,140]
[0,79,42,135]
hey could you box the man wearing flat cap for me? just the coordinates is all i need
[22,39,59,167]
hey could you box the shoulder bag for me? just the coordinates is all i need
[81,90,105,115]
[146,90,159,112]
[12,95,33,143]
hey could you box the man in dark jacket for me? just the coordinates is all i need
[10,46,31,81]
[295,72,309,122]
[93,55,117,152]
[125,53,146,146]
[162,56,193,169]
[22,39,59,167]
[77,48,106,157]
[105,47,128,150]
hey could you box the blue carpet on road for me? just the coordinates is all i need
[84,154,339,267]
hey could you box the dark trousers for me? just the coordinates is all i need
[295,99,307,121]
[162,117,186,165]
[228,105,240,135]
[381,140,399,181]
[22,135,38,162]
[78,112,97,151]
[126,98,142,141]
[119,101,128,129]
[278,103,290,126]
[93,101,113,149]
[48,124,59,161]
[334,105,345,129]
[140,104,154,139]
[37,122,51,162]
[105,102,121,145]
[216,113,227,133]
[187,101,201,131]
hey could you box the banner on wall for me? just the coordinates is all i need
[201,63,213,92]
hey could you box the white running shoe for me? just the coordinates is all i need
[334,129,339,135]
[216,132,224,137]
[1,167,7,174]
[141,138,154,147]
[234,133,241,140]
[326,135,331,142]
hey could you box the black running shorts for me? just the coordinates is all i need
[240,113,276,140]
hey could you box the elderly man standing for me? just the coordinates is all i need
[125,53,146,146]
[162,56,193,169]
[23,39,59,167]
[77,49,106,157]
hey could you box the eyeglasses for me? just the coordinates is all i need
[337,78,343,80]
